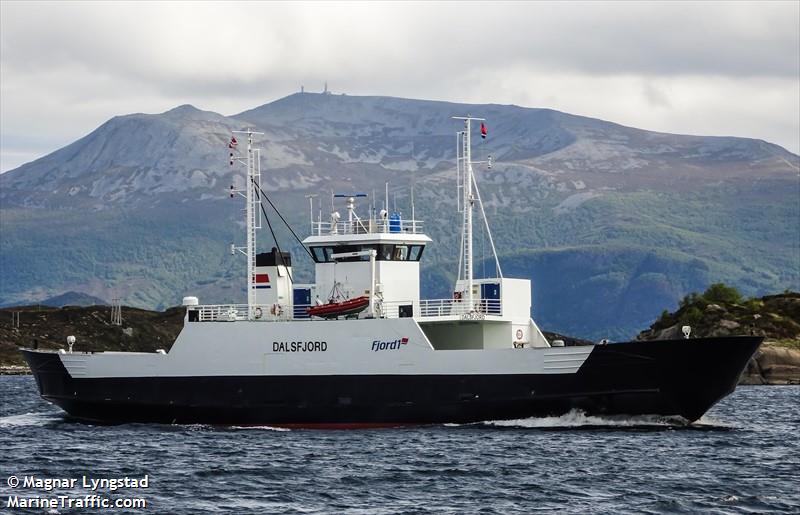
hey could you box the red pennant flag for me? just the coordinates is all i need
[480,123,487,139]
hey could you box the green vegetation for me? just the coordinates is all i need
[679,283,743,309]
[639,287,800,342]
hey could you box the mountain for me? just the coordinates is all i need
[40,291,108,307]
[1,92,798,339]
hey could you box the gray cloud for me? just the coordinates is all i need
[1,1,798,171]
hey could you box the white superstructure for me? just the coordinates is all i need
[188,118,550,351]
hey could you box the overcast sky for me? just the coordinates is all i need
[1,1,798,172]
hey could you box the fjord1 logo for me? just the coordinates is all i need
[371,337,409,351]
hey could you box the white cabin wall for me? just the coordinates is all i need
[275,265,292,307]
[313,260,421,311]
[453,277,531,320]
[314,262,371,301]
[500,278,532,321]
[377,261,420,308]
[254,264,293,309]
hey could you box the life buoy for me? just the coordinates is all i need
[453,291,462,301]
[516,329,524,340]
[254,307,263,319]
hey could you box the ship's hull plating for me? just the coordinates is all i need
[22,336,761,426]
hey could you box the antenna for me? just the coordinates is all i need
[411,181,416,231]
[318,201,323,236]
[384,182,389,232]
[305,194,318,233]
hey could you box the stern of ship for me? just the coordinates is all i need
[20,349,75,410]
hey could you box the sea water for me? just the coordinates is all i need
[1,376,798,514]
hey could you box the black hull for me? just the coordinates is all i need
[21,336,761,427]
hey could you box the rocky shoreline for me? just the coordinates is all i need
[1,365,30,375]
[740,344,800,385]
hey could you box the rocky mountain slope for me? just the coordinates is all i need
[0,305,184,372]
[1,92,798,338]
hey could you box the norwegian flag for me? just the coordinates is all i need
[480,123,487,139]
[228,136,238,149]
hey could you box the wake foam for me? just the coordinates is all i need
[0,411,63,428]
[466,410,700,429]
[228,425,291,432]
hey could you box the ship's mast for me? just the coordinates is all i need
[453,116,483,309]
[453,116,502,310]
[230,130,264,320]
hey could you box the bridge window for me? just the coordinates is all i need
[311,247,326,262]
[309,244,426,263]
[393,245,408,261]
[408,245,424,261]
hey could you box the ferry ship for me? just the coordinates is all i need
[21,117,762,427]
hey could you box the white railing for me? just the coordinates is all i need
[312,219,424,236]
[382,298,502,319]
[190,298,501,322]
[293,304,313,319]
[195,304,247,322]
[193,304,300,322]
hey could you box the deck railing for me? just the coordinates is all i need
[194,304,299,322]
[190,298,501,322]
[312,219,424,236]
[382,298,502,319]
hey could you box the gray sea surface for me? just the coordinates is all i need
[1,376,798,514]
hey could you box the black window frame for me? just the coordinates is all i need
[308,243,426,262]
